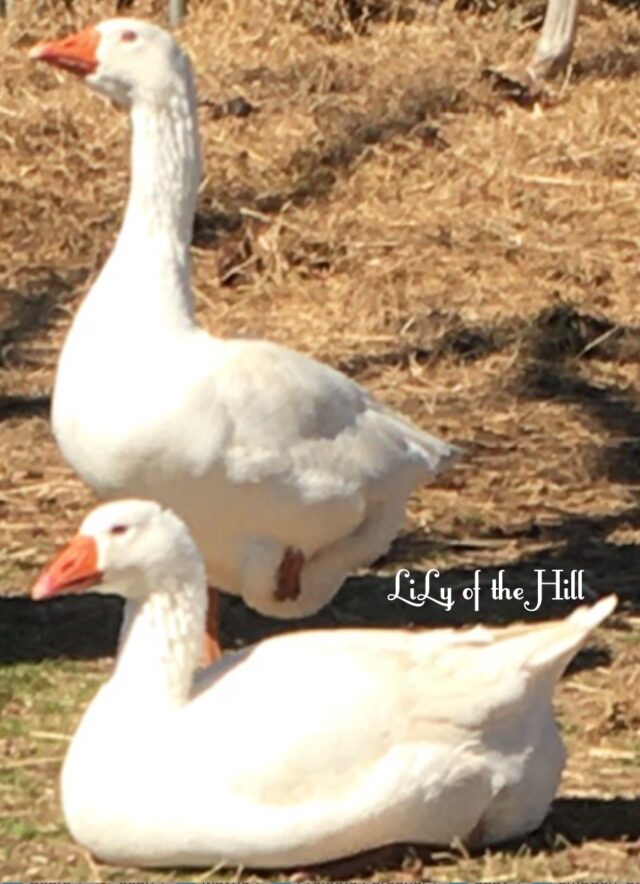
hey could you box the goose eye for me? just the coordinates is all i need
[110,524,129,536]
[120,30,138,43]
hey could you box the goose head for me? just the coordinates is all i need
[32,500,204,602]
[29,18,191,107]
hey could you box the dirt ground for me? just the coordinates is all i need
[0,0,639,880]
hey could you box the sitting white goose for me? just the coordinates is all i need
[33,499,615,869]
[30,20,461,657]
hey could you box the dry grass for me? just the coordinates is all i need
[1,0,640,879]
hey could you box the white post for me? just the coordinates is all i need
[528,0,582,82]
[169,0,186,26]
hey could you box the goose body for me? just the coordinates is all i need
[33,500,616,868]
[33,20,460,621]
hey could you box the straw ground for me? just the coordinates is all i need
[1,0,639,879]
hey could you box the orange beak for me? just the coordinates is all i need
[32,535,102,601]
[29,26,100,77]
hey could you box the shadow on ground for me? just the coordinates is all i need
[1,530,636,665]
[0,394,50,420]
[193,69,463,251]
[257,796,640,879]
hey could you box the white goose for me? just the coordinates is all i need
[33,499,616,869]
[31,20,460,658]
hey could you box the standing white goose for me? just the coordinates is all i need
[32,499,616,869]
[30,20,460,656]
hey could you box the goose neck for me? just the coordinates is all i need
[112,571,206,707]
[120,89,201,250]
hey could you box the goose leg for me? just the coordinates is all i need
[201,586,222,665]
[529,0,581,84]
[274,547,305,602]
[491,0,581,101]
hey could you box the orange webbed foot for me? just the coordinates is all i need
[273,547,305,602]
